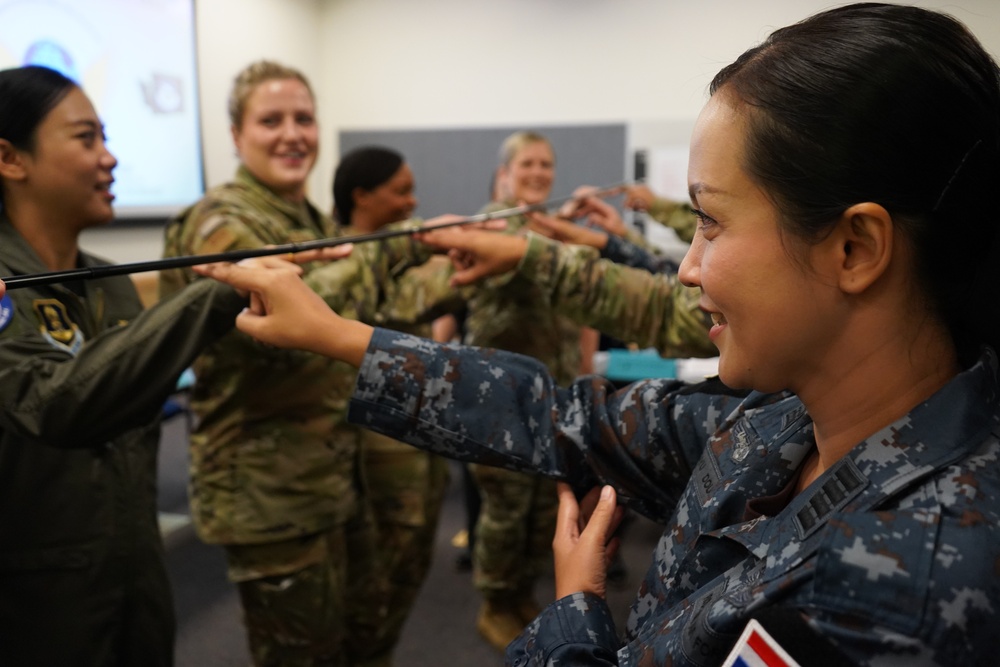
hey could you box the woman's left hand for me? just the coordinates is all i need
[553,482,625,600]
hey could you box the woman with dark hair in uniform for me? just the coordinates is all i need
[197,4,1000,664]
[0,65,250,666]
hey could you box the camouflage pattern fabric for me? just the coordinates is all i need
[518,233,715,358]
[347,329,1000,666]
[342,235,457,662]
[159,167,451,665]
[462,201,582,599]
[646,197,698,244]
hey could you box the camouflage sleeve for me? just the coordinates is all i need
[647,197,698,243]
[518,234,716,358]
[306,233,455,326]
[601,234,679,274]
[349,329,727,520]
[377,255,466,330]
[505,592,620,665]
[159,199,278,300]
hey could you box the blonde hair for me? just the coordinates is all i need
[227,60,314,128]
[498,130,553,166]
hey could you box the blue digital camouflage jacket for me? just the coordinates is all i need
[348,329,1000,666]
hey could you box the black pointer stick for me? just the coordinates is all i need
[1,182,636,290]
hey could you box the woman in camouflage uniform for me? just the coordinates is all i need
[159,62,456,666]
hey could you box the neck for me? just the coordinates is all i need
[4,198,80,270]
[794,317,958,490]
[348,210,391,234]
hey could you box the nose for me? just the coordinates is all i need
[678,232,703,288]
[280,117,302,140]
[101,145,118,171]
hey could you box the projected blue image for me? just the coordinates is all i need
[0,0,204,218]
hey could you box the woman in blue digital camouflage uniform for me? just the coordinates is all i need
[198,4,1000,665]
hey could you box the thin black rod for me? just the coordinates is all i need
[1,182,635,290]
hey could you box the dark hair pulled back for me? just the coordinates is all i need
[0,66,77,206]
[0,66,77,152]
[711,2,1000,365]
[332,146,404,225]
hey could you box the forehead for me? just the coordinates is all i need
[41,86,98,128]
[245,78,314,110]
[385,163,413,184]
[512,141,553,162]
[688,94,747,198]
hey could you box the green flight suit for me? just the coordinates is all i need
[0,216,243,667]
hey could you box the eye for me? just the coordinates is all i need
[76,130,97,147]
[692,209,719,235]
[296,113,315,126]
[259,115,280,127]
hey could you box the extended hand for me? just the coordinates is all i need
[192,258,372,365]
[415,227,527,286]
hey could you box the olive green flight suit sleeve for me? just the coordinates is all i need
[0,279,245,447]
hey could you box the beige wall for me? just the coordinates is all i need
[82,0,1000,261]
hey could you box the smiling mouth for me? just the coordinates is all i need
[710,312,728,327]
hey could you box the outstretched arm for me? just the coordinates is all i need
[193,259,374,367]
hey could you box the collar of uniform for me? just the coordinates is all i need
[721,351,998,562]
[0,213,102,274]
[233,165,328,235]
[0,213,52,277]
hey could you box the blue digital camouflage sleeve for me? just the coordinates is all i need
[506,593,619,666]
[602,233,680,274]
[349,328,743,521]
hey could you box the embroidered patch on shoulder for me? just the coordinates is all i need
[0,294,14,333]
[33,299,83,355]
[197,217,239,255]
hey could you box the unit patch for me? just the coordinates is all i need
[0,294,13,333]
[33,299,83,355]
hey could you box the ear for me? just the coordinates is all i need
[230,124,242,156]
[0,139,27,181]
[352,185,371,208]
[828,202,894,294]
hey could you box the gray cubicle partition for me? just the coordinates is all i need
[338,124,627,219]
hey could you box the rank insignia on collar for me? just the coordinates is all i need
[33,299,83,355]
[731,421,753,463]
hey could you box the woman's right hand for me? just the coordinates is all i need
[415,228,528,286]
[193,258,373,366]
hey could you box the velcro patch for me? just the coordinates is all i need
[33,299,83,355]
[0,294,13,333]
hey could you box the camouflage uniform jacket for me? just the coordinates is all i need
[159,167,443,544]
[602,233,680,275]
[0,216,243,660]
[647,197,697,244]
[347,329,1000,666]
[517,234,715,358]
[463,201,580,384]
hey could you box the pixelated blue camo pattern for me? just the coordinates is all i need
[349,329,1000,666]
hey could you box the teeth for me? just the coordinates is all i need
[711,313,726,326]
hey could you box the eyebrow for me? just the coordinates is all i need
[67,119,103,131]
[688,182,728,203]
